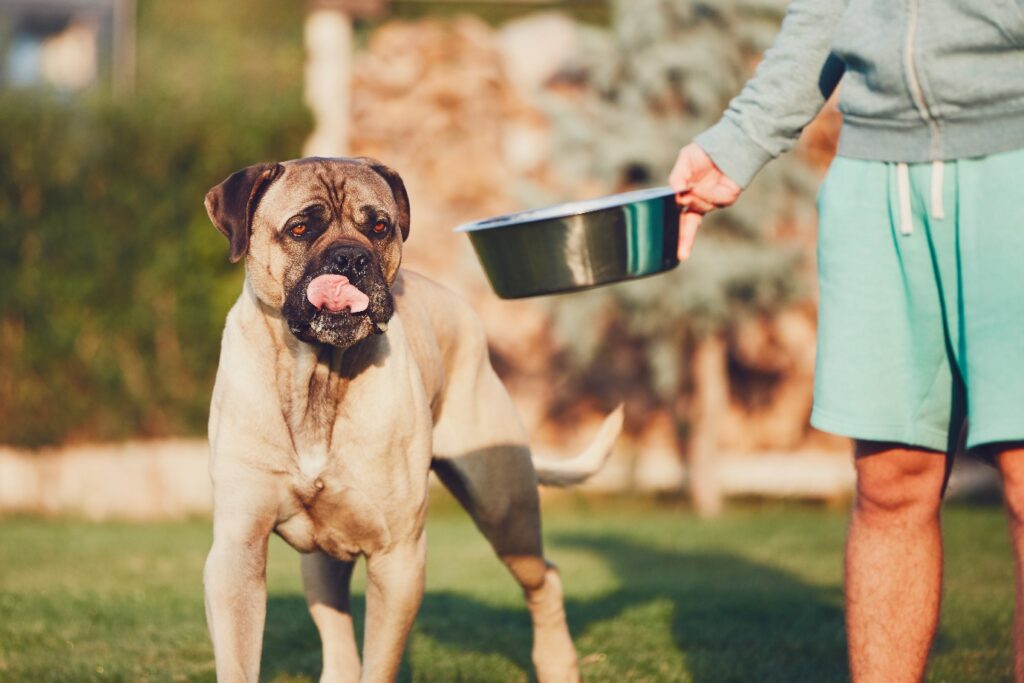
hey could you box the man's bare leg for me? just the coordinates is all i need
[847,441,947,683]
[991,443,1024,683]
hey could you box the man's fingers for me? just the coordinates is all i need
[699,176,743,206]
[678,194,716,214]
[669,143,740,260]
[678,210,703,261]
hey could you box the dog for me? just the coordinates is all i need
[202,156,623,683]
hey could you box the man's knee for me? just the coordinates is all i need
[989,442,1024,524]
[853,441,946,522]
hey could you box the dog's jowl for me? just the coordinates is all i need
[203,156,622,683]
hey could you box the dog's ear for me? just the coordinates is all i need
[358,159,411,242]
[204,163,284,263]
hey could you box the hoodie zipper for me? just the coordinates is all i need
[896,0,948,235]
[904,0,941,158]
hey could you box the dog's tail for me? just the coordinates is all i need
[531,404,624,487]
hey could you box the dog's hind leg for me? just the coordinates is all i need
[433,452,581,683]
[428,305,581,682]
[301,552,361,683]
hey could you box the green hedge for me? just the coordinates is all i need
[0,0,311,446]
[0,93,308,446]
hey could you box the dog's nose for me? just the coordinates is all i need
[326,244,372,282]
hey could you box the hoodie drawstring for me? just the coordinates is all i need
[896,159,945,236]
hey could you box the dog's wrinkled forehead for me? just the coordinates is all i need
[256,158,401,231]
[205,156,410,266]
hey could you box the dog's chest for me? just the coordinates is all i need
[275,465,393,560]
[274,419,412,560]
[267,329,430,560]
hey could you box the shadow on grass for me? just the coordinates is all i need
[557,532,849,682]
[261,531,848,682]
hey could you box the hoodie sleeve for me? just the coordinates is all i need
[694,0,847,188]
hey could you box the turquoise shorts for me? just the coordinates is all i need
[811,148,1024,452]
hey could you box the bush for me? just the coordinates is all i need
[0,0,313,446]
[0,92,308,446]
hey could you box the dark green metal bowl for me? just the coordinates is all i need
[456,186,681,299]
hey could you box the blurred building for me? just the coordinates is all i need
[0,0,134,92]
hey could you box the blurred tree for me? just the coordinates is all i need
[534,0,822,516]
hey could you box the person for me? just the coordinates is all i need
[668,1,1024,681]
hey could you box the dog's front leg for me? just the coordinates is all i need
[360,535,426,683]
[204,516,273,682]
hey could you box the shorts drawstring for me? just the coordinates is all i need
[896,159,945,236]
[897,162,913,235]
[930,160,944,220]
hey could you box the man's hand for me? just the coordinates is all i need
[668,143,742,260]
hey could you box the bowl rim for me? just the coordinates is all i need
[453,185,676,233]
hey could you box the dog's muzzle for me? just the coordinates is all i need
[283,244,394,346]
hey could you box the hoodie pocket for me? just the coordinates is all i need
[921,1,1024,114]
[830,0,909,119]
[1001,0,1024,46]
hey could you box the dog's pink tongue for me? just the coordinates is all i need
[307,274,370,314]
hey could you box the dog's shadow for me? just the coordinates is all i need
[261,529,850,682]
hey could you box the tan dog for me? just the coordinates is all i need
[202,157,622,683]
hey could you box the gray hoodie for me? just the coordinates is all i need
[694,0,1024,187]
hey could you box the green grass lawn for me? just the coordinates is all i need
[0,494,1015,682]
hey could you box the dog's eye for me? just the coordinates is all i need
[290,224,308,238]
[372,220,389,235]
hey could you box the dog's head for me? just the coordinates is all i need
[205,157,410,349]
